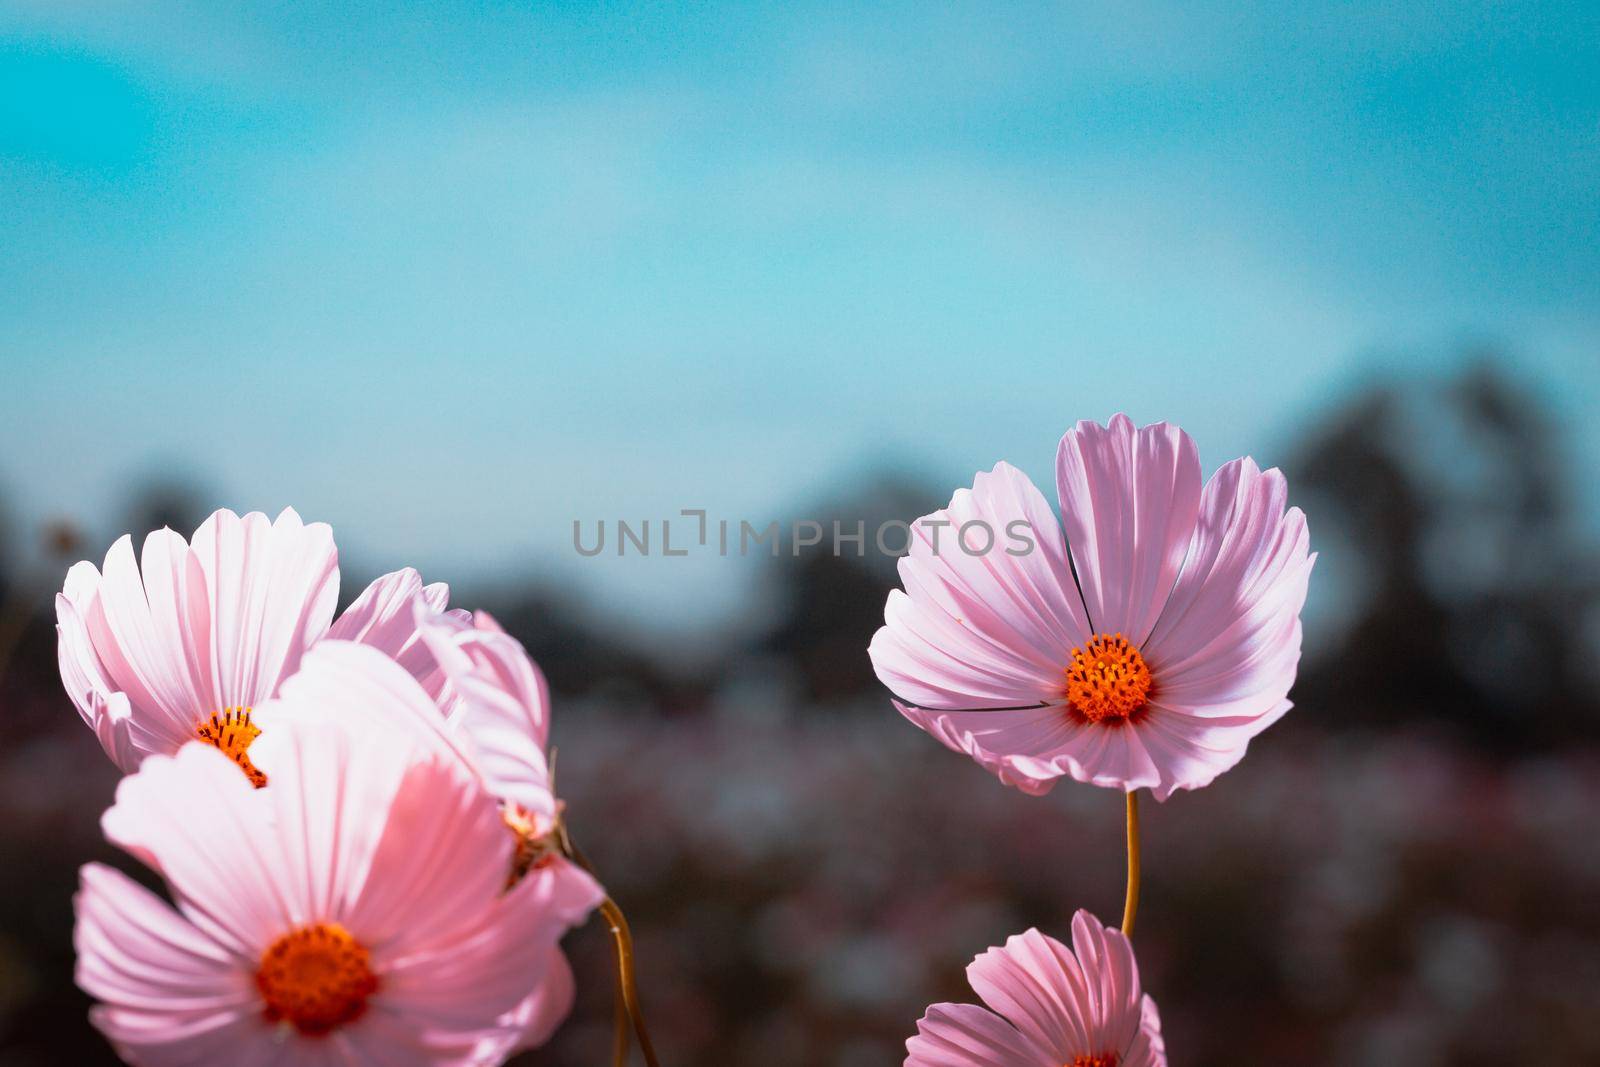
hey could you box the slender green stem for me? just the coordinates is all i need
[1121,790,1141,937]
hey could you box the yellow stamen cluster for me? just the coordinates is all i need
[195,707,266,787]
[256,923,377,1035]
[1064,633,1152,724]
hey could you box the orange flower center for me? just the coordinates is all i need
[256,923,377,1036]
[195,707,266,787]
[1064,633,1152,724]
[1067,1056,1119,1067]
[503,802,559,890]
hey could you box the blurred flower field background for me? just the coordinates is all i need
[3,4,1598,1063]
[0,365,1596,1066]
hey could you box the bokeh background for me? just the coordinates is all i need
[2,4,1598,1065]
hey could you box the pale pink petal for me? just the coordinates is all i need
[83,537,209,740]
[325,568,453,693]
[870,462,1090,710]
[99,744,288,958]
[247,702,420,931]
[262,640,478,779]
[348,755,516,957]
[965,921,1143,1061]
[85,690,144,773]
[189,507,338,710]
[56,570,115,726]
[904,1002,1056,1067]
[369,871,563,1063]
[251,642,492,931]
[913,917,1160,1067]
[1055,415,1201,644]
[1124,996,1168,1067]
[898,702,1165,795]
[1144,459,1313,703]
[502,946,576,1051]
[334,1012,474,1066]
[88,1005,281,1067]
[74,863,274,1067]
[1063,911,1147,1056]
[58,587,170,771]
[1134,699,1293,801]
[1127,459,1313,797]
[419,610,557,817]
[135,528,216,718]
[518,857,605,930]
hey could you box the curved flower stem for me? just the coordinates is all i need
[598,895,661,1067]
[559,829,662,1067]
[611,961,631,1066]
[1121,790,1141,937]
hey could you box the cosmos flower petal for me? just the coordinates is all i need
[419,609,557,817]
[87,690,144,774]
[376,884,559,1036]
[895,701,1084,796]
[58,588,171,771]
[518,860,606,930]
[871,462,1090,710]
[247,699,422,929]
[1143,459,1313,693]
[86,536,208,738]
[88,1003,280,1067]
[325,568,454,696]
[253,642,502,943]
[1135,700,1293,801]
[99,743,289,958]
[1123,997,1167,1067]
[499,945,577,1053]
[1055,415,1202,644]
[74,864,254,1016]
[910,916,1164,1067]
[265,640,479,781]
[188,507,338,710]
[905,1002,1056,1067]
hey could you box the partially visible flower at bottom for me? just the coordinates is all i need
[75,698,568,1064]
[906,911,1166,1067]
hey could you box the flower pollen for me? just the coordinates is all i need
[257,923,377,1036]
[1066,1056,1119,1067]
[1065,633,1152,724]
[195,706,266,787]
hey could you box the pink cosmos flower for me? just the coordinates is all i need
[906,911,1165,1067]
[870,414,1313,800]
[417,609,605,1053]
[55,507,456,783]
[267,621,604,1053]
[74,643,573,1066]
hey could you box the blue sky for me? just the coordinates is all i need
[2,2,1596,630]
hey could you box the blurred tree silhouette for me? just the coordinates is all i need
[1291,359,1600,748]
[755,475,942,703]
[118,479,209,543]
